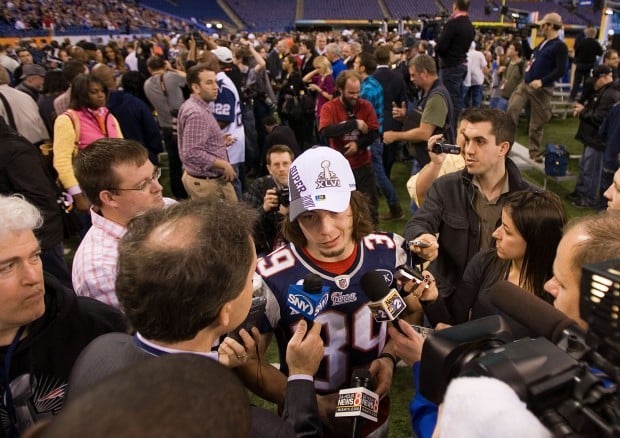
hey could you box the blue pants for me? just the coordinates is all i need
[370,140,399,206]
[464,84,483,108]
[574,145,603,206]
[489,96,508,111]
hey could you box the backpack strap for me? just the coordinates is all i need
[63,109,80,147]
[0,91,17,131]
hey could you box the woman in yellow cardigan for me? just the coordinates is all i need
[53,73,123,211]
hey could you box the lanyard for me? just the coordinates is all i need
[2,326,26,437]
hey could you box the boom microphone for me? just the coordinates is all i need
[287,273,330,322]
[490,280,585,343]
[360,270,407,334]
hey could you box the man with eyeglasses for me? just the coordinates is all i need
[71,138,175,309]
[506,12,568,163]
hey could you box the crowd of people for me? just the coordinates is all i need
[1,0,187,33]
[1,0,619,436]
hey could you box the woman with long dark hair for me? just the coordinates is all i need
[418,190,567,328]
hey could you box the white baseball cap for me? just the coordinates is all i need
[288,146,356,221]
[211,46,233,63]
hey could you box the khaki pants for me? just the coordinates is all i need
[182,172,238,203]
[506,82,553,158]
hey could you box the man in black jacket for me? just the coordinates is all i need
[434,0,475,120]
[0,117,71,288]
[403,108,532,326]
[569,65,620,209]
[569,25,603,101]
[0,195,126,436]
[373,45,408,179]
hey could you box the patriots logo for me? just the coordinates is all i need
[335,275,350,290]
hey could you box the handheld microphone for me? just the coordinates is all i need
[360,270,407,333]
[489,280,585,343]
[287,273,330,322]
[335,368,379,438]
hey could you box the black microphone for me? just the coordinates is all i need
[334,368,379,438]
[489,280,585,343]
[360,270,407,333]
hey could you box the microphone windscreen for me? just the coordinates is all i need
[490,280,579,343]
[350,368,374,390]
[360,270,390,302]
[303,273,323,293]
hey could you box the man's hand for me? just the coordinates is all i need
[529,79,543,90]
[392,101,407,121]
[222,162,237,182]
[388,320,425,366]
[572,102,584,117]
[262,188,279,212]
[356,119,368,134]
[343,141,358,157]
[224,134,236,147]
[286,319,324,376]
[409,234,439,262]
[369,353,395,398]
[217,328,258,368]
[73,193,90,212]
[383,130,398,144]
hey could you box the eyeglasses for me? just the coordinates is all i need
[108,168,162,192]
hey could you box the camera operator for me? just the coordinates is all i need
[390,211,620,438]
[242,144,294,255]
[544,211,620,329]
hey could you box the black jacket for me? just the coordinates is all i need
[373,66,408,132]
[0,274,126,435]
[0,118,62,250]
[435,15,475,68]
[576,82,620,151]
[403,158,532,325]
[68,333,322,437]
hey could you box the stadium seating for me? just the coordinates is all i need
[303,0,384,20]
[384,0,442,19]
[140,0,229,23]
[227,0,296,31]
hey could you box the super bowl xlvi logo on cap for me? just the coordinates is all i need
[315,160,341,190]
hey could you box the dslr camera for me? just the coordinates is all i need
[276,187,290,207]
[431,140,461,155]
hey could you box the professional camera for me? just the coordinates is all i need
[418,260,620,437]
[276,187,290,207]
[181,30,205,48]
[431,140,461,155]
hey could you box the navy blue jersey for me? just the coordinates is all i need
[258,232,408,394]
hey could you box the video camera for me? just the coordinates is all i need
[431,140,461,155]
[418,260,620,437]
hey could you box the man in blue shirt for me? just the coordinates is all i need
[506,12,568,162]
